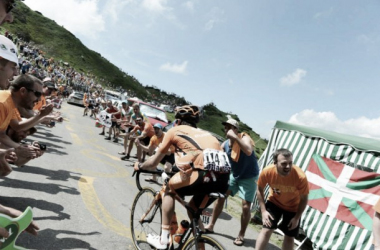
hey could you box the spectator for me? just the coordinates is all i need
[0,35,18,90]
[122,116,154,162]
[135,123,175,182]
[255,148,309,250]
[103,101,120,143]
[205,118,259,246]
[0,74,53,175]
[118,101,133,156]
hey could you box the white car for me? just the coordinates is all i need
[67,92,85,107]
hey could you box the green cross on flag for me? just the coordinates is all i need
[306,154,380,231]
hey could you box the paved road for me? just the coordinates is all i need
[1,102,281,250]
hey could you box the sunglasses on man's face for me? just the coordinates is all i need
[5,0,16,13]
[25,88,42,98]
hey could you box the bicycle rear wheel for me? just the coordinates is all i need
[130,187,162,250]
[182,235,225,250]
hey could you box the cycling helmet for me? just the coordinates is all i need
[175,105,200,124]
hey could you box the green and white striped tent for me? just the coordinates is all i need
[256,121,380,250]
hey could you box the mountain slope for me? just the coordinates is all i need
[4,3,268,156]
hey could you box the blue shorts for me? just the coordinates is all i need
[228,174,258,203]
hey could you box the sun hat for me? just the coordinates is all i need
[222,118,239,130]
[0,35,18,64]
[153,123,163,129]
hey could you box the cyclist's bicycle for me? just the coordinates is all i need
[130,168,225,250]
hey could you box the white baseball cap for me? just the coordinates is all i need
[0,35,18,64]
[222,118,239,129]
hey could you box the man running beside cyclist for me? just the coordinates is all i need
[134,105,231,249]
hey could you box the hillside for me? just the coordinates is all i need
[4,3,268,156]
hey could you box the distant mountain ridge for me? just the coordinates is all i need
[4,2,268,156]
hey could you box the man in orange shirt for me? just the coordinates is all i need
[33,77,57,111]
[0,74,53,176]
[255,148,309,250]
[374,199,380,250]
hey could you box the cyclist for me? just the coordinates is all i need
[134,105,230,249]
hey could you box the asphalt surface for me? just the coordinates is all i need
[0,102,281,250]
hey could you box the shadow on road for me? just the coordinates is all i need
[0,178,80,195]
[0,196,70,221]
[17,229,100,250]
[12,165,81,182]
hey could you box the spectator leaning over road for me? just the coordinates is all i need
[0,74,53,176]
[135,123,175,182]
[122,116,154,162]
[134,105,231,249]
[373,198,380,250]
[255,148,309,250]
[205,118,259,247]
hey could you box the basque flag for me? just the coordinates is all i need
[306,154,380,231]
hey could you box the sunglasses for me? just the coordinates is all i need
[5,0,16,13]
[26,88,42,98]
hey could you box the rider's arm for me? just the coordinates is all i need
[136,151,165,171]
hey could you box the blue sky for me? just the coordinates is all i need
[24,0,380,139]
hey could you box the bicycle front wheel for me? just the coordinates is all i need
[130,187,162,250]
[182,235,225,250]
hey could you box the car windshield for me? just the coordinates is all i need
[139,104,168,123]
[74,93,84,98]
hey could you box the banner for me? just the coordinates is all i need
[96,110,112,128]
[306,154,380,231]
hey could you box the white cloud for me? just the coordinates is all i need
[289,109,380,139]
[314,7,334,19]
[183,1,195,12]
[280,68,307,86]
[142,0,170,12]
[160,61,188,74]
[204,7,224,31]
[24,0,105,39]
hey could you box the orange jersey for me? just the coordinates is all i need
[33,95,46,111]
[158,125,222,170]
[0,90,22,131]
[257,164,309,212]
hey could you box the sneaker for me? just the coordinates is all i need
[99,132,105,135]
[121,155,130,161]
[113,138,119,143]
[147,234,168,250]
[104,137,111,140]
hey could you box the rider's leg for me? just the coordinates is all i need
[161,193,175,245]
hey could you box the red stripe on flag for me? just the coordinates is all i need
[308,198,329,213]
[321,157,344,179]
[336,201,365,229]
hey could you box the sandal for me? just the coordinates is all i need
[233,237,244,246]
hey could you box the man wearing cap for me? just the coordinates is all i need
[121,116,154,161]
[0,35,18,90]
[205,118,259,246]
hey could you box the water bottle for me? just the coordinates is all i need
[174,220,190,243]
[170,212,178,235]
